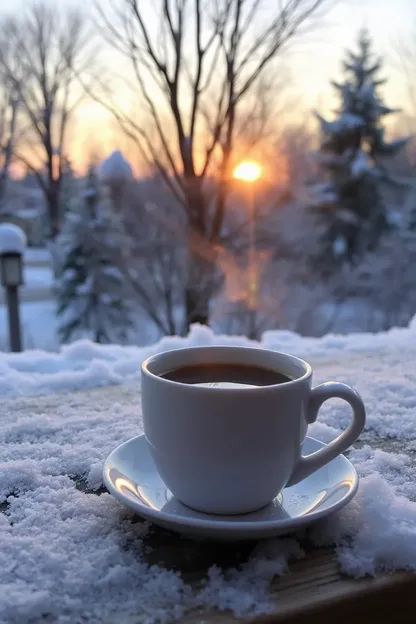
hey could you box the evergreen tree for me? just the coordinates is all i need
[311,29,409,267]
[56,167,133,344]
[59,157,76,216]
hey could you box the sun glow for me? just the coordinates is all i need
[233,161,263,182]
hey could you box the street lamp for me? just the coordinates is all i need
[233,161,263,336]
[0,223,26,352]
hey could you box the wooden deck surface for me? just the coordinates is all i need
[181,548,415,623]
[2,377,416,623]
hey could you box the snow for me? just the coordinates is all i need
[322,113,364,135]
[1,319,416,396]
[0,301,58,351]
[23,265,53,287]
[308,182,337,206]
[1,322,416,622]
[0,245,56,348]
[0,266,53,307]
[99,150,133,183]
[351,149,372,178]
[0,298,161,352]
[0,223,27,254]
[23,248,51,265]
[358,81,378,108]
[333,235,347,256]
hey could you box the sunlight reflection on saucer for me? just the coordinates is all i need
[103,436,359,541]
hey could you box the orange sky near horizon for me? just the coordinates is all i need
[2,0,416,176]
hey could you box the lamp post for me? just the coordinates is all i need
[0,223,26,352]
[233,161,263,338]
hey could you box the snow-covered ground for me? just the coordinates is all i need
[1,323,416,622]
[0,248,162,351]
[23,265,53,289]
[20,249,54,303]
[2,320,416,396]
[0,300,58,351]
[0,320,416,398]
[23,247,52,265]
[0,245,399,352]
[0,247,57,350]
[0,247,53,299]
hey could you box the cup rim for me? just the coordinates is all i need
[141,345,312,391]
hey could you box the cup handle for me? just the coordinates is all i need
[286,382,366,487]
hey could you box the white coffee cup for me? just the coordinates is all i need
[141,346,365,515]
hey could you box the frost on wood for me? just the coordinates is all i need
[0,223,27,254]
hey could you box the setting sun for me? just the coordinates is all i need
[233,161,263,182]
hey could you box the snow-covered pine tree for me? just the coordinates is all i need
[56,167,133,344]
[310,29,409,268]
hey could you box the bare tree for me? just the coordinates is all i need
[0,2,96,237]
[92,0,332,331]
[0,50,21,207]
[0,86,18,208]
[113,180,188,336]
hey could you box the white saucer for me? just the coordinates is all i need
[103,435,358,541]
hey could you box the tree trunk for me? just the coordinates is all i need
[0,102,18,210]
[0,169,7,209]
[47,185,61,239]
[183,176,212,331]
[45,183,63,280]
[184,251,212,328]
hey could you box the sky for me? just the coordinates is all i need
[1,0,416,170]
[292,0,416,112]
